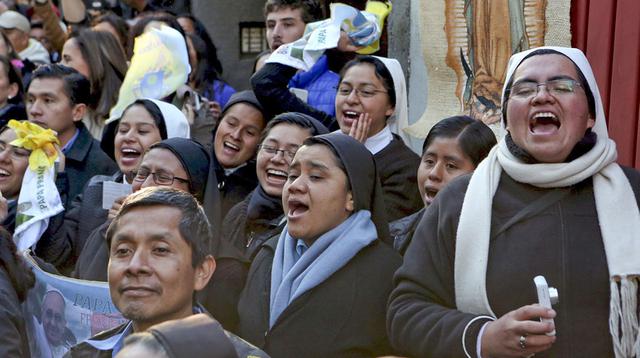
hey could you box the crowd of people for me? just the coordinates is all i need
[0,0,638,357]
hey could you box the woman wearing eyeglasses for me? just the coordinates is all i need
[253,53,422,222]
[40,99,190,276]
[205,112,328,333]
[131,138,210,201]
[221,112,329,262]
[74,138,210,283]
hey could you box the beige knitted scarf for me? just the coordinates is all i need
[454,47,640,358]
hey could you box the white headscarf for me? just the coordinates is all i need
[373,56,411,148]
[454,46,640,358]
[147,99,190,139]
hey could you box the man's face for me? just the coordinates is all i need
[30,27,52,53]
[108,206,212,331]
[41,292,66,346]
[27,78,82,145]
[265,7,306,51]
[506,54,595,163]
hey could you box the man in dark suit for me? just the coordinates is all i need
[25,64,117,208]
[26,64,117,270]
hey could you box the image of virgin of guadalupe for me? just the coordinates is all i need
[444,0,546,125]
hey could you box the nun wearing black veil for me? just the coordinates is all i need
[237,132,401,357]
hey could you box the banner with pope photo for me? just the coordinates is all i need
[21,253,126,358]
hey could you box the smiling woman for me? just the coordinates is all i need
[73,137,210,283]
[221,112,328,261]
[40,99,190,276]
[387,47,640,358]
[202,90,269,240]
[252,55,423,221]
[238,132,401,357]
[0,125,30,232]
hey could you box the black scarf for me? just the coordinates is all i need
[247,185,283,223]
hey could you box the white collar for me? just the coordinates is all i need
[363,125,393,155]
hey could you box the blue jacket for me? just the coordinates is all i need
[203,80,236,108]
[289,55,339,117]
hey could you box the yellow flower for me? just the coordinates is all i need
[7,120,60,171]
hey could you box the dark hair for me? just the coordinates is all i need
[66,29,128,121]
[177,14,222,75]
[259,112,325,143]
[0,227,35,302]
[339,56,396,108]
[122,99,169,139]
[502,48,596,124]
[106,187,212,267]
[92,12,131,56]
[422,115,497,167]
[264,0,324,23]
[187,33,224,95]
[29,64,91,106]
[0,55,22,104]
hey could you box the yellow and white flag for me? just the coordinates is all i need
[108,24,191,123]
[10,120,64,251]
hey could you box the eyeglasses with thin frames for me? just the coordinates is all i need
[257,144,297,161]
[335,86,388,98]
[509,78,583,100]
[133,168,190,186]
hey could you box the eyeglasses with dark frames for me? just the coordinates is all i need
[133,167,190,186]
[257,144,298,161]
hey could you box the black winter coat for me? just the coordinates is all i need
[387,167,640,357]
[61,124,118,209]
[389,207,424,255]
[42,172,121,276]
[238,236,401,357]
[221,193,285,261]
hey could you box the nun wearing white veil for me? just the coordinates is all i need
[387,46,640,358]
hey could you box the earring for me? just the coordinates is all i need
[7,96,12,100]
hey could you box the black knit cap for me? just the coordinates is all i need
[220,90,265,118]
[146,314,238,358]
[150,138,210,202]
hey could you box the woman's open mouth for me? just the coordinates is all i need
[266,168,287,185]
[529,112,560,135]
[119,148,141,166]
[287,198,309,219]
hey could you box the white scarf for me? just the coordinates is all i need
[454,46,640,357]
[372,56,411,149]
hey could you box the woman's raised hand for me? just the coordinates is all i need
[348,113,372,143]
